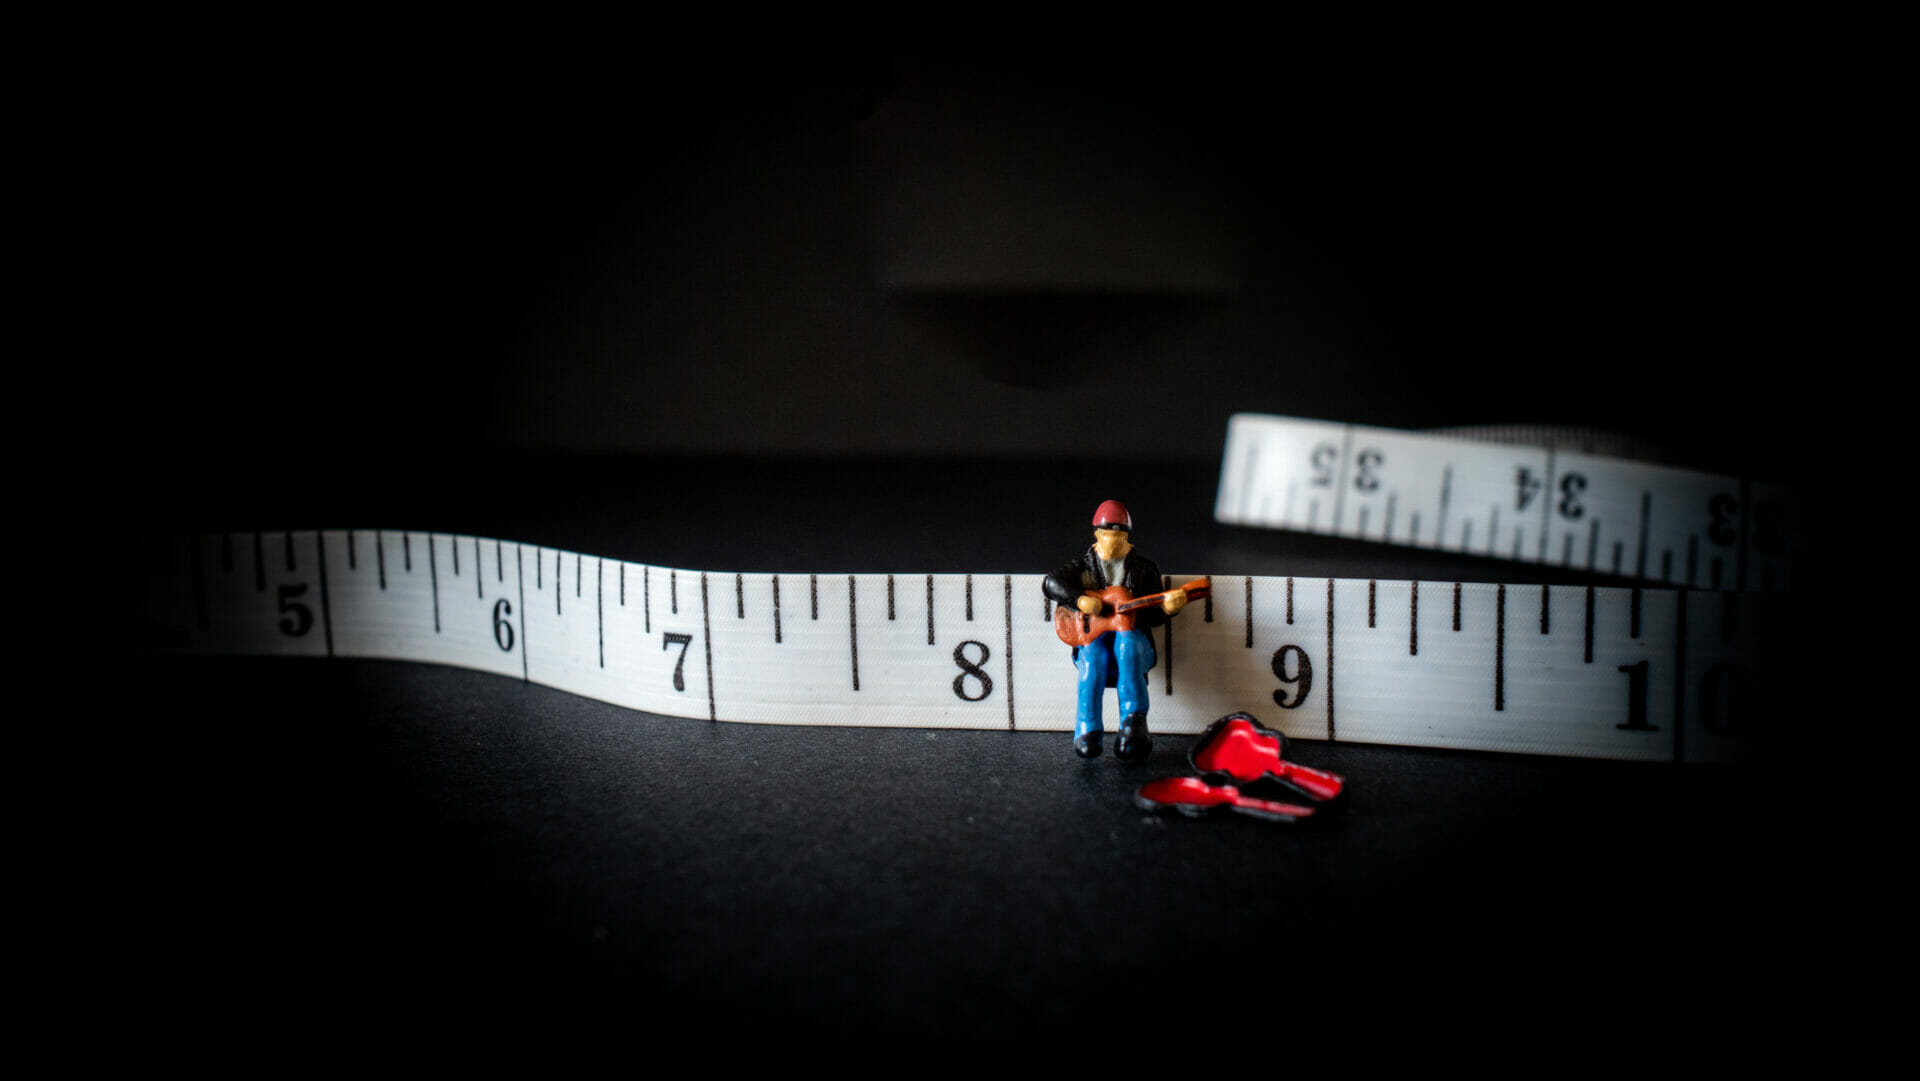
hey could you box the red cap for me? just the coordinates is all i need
[1092,500,1132,531]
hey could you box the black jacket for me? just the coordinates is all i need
[1043,548,1168,630]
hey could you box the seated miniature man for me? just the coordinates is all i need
[1042,501,1188,761]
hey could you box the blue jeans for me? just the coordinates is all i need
[1076,629,1155,739]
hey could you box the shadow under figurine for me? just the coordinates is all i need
[1043,500,1208,761]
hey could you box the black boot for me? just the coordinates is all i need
[1115,713,1152,762]
[1074,730,1104,759]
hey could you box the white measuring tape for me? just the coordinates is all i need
[1216,413,1800,591]
[138,525,1770,763]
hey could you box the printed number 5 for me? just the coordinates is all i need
[663,632,694,691]
[277,584,312,637]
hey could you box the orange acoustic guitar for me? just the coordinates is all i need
[1053,580,1212,647]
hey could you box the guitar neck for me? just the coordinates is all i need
[1114,580,1212,613]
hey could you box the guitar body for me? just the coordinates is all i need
[1054,586,1140,647]
[1053,580,1212,647]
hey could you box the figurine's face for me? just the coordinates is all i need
[1092,528,1132,562]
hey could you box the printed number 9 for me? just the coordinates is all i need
[1270,644,1313,709]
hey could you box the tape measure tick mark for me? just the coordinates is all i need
[1324,578,1336,741]
[1495,584,1506,712]
[701,573,715,721]
[1409,581,1418,656]
[316,531,333,658]
[1003,574,1015,731]
[1583,585,1595,662]
[848,575,860,692]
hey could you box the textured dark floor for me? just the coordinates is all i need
[110,649,1790,1036]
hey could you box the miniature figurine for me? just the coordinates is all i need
[1043,501,1203,761]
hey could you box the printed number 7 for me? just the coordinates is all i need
[663,632,694,692]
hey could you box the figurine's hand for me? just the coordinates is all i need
[1077,594,1103,615]
[1163,589,1188,616]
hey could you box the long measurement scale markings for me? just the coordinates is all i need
[404,533,412,573]
[1003,575,1015,730]
[1244,578,1253,648]
[848,575,860,691]
[1495,584,1505,712]
[1324,578,1335,740]
[1163,576,1176,695]
[1584,586,1595,663]
[145,532,1771,763]
[316,531,334,657]
[516,545,528,681]
[1220,414,1802,591]
[285,532,295,572]
[254,532,265,591]
[702,573,715,721]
